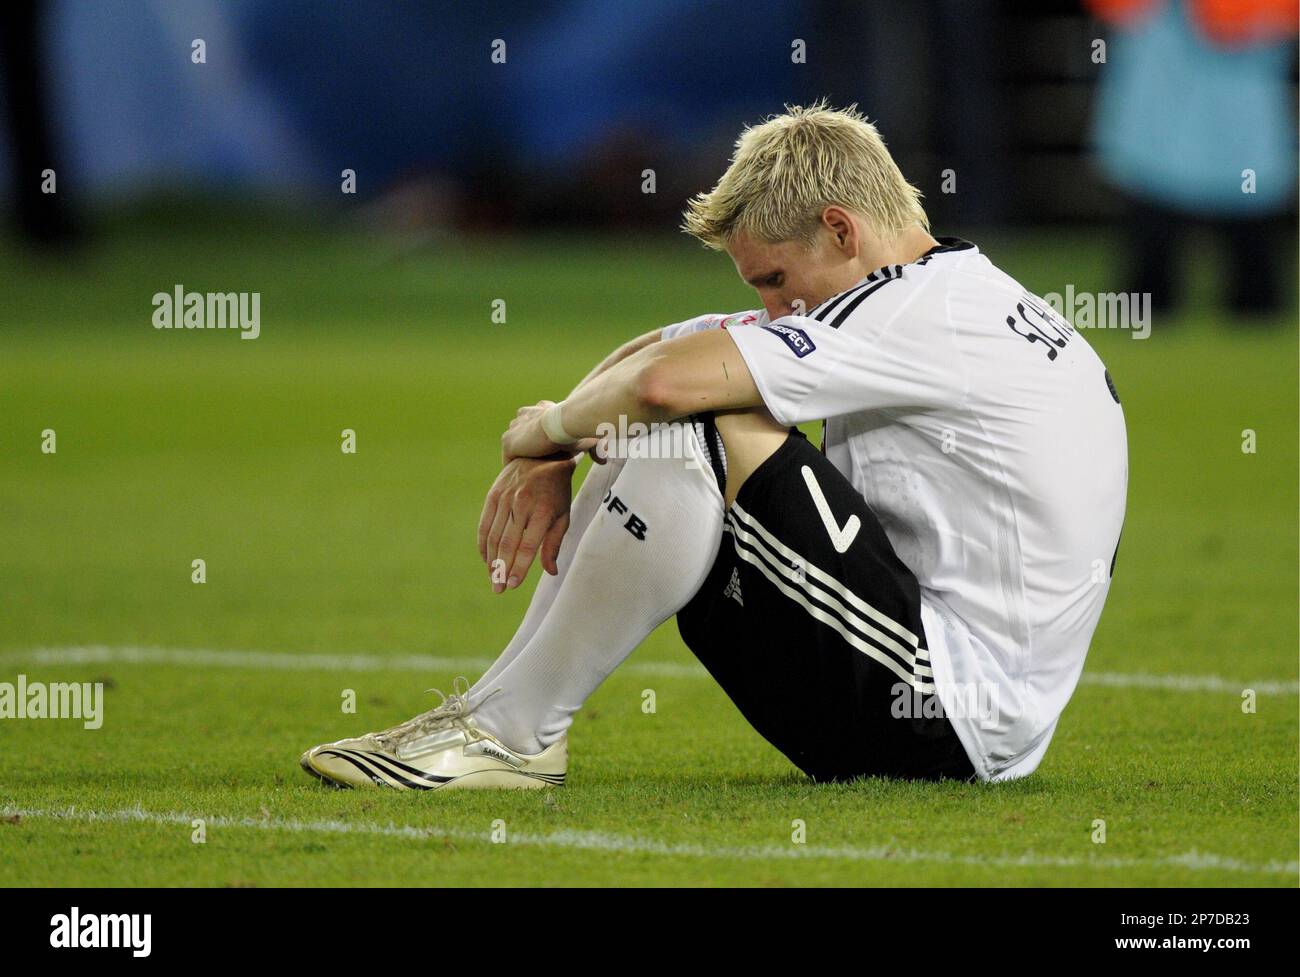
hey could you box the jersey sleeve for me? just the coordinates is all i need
[660,310,766,342]
[725,312,965,425]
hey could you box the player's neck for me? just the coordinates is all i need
[860,225,941,275]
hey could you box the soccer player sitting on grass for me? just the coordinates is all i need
[300,102,1128,790]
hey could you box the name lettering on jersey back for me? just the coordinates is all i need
[1004,292,1075,361]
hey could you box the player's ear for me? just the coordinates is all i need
[821,206,858,257]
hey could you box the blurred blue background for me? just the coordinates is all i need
[0,0,1295,314]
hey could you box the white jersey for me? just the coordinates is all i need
[660,239,1128,781]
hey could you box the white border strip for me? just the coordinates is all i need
[0,646,1294,695]
[2,804,1294,877]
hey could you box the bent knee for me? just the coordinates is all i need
[712,408,794,508]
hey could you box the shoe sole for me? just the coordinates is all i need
[299,750,349,789]
[436,769,559,791]
[303,749,562,791]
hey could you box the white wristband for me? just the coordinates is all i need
[541,402,579,446]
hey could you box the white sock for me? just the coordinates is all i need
[470,424,725,755]
[469,451,629,695]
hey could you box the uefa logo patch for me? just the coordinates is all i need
[762,323,816,358]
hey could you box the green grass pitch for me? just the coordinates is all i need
[0,210,1296,886]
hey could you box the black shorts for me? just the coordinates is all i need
[677,422,976,783]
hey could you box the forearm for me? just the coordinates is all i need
[556,329,760,441]
[528,329,664,462]
[505,329,762,462]
[568,328,664,397]
[558,343,674,440]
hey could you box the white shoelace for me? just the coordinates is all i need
[372,677,502,750]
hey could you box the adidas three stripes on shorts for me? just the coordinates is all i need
[676,421,976,783]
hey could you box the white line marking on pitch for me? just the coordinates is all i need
[1,645,1295,695]
[2,804,1294,877]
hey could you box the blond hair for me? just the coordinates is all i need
[682,101,928,250]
